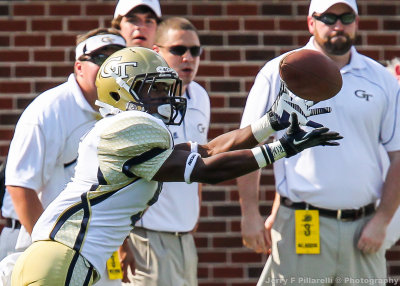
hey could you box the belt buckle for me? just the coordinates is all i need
[336,209,353,221]
[336,208,365,222]
[173,231,188,237]
[336,209,342,220]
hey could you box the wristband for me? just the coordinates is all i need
[251,146,268,168]
[184,153,200,184]
[251,141,287,168]
[189,141,198,153]
[250,114,275,143]
[268,141,287,161]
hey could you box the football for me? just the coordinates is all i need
[279,49,343,101]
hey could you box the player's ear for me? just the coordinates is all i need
[307,16,315,34]
[74,61,83,77]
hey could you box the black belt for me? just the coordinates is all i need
[5,218,21,229]
[280,197,375,221]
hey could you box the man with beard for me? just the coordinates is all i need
[236,0,400,284]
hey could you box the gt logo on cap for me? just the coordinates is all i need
[101,36,115,43]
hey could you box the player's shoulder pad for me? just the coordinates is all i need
[99,110,172,149]
[108,110,169,132]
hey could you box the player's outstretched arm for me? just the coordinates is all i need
[195,81,332,158]
[153,113,342,184]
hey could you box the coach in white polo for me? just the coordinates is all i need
[237,0,400,284]
[1,28,125,285]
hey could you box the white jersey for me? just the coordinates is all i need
[136,81,210,232]
[32,111,174,275]
[241,37,400,210]
[4,74,97,248]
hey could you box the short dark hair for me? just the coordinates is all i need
[155,17,199,45]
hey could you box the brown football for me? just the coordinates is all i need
[279,49,343,101]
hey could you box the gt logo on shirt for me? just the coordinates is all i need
[355,90,373,101]
[101,56,138,79]
[197,123,206,133]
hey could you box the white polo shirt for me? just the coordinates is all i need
[135,81,210,232]
[4,74,97,244]
[241,37,400,210]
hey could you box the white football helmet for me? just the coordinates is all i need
[95,47,186,125]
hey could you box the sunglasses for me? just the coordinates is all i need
[81,54,110,66]
[158,45,202,57]
[313,13,356,25]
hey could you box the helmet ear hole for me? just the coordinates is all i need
[110,92,120,101]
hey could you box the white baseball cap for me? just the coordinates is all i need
[75,34,126,60]
[113,0,161,19]
[308,0,358,16]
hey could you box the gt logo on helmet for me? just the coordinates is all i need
[100,56,138,79]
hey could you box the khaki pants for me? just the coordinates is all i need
[11,240,98,286]
[258,205,386,286]
[123,228,198,286]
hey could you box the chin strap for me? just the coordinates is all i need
[157,104,172,118]
[110,72,131,93]
[149,104,173,124]
[109,71,141,102]
[95,100,122,117]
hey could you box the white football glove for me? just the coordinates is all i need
[250,80,332,143]
[268,80,331,130]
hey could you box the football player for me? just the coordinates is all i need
[11,47,341,285]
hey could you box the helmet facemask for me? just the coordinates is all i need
[127,72,186,125]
